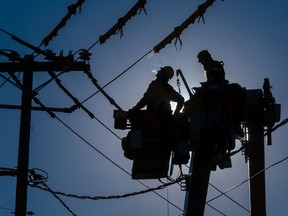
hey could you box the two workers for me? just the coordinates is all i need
[130,50,226,117]
[128,50,228,166]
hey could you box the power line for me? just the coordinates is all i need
[207,155,288,208]
[0,206,14,211]
[47,70,94,118]
[53,115,183,211]
[42,183,77,216]
[206,203,226,216]
[32,152,288,215]
[230,117,288,158]
[15,70,181,210]
[2,0,220,110]
[16,75,287,214]
[209,183,250,213]
[1,1,284,214]
[154,0,219,52]
[177,154,288,216]
[183,164,249,214]
[34,114,288,201]
[5,67,181,210]
[83,68,123,110]
[42,0,86,47]
[0,29,178,211]
[3,52,287,214]
[80,48,153,105]
[0,206,34,215]
[29,0,220,108]
[79,0,222,106]
[0,73,17,88]
[88,0,147,50]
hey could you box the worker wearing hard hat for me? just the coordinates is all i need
[131,66,184,115]
[197,50,227,83]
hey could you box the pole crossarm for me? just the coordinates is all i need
[0,56,91,216]
[0,168,17,176]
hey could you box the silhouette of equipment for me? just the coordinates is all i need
[114,70,281,216]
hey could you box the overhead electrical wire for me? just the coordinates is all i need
[209,183,250,213]
[32,117,288,215]
[2,0,220,109]
[34,151,288,215]
[10,41,284,213]
[33,0,149,94]
[206,204,226,216]
[177,154,288,216]
[98,0,147,44]
[154,0,217,52]
[41,183,77,216]
[1,51,180,209]
[31,0,148,93]
[2,29,280,213]
[0,38,180,212]
[87,0,147,51]
[83,68,123,111]
[1,0,221,101]
[168,169,226,216]
[42,0,86,47]
[47,70,95,118]
[1,67,180,212]
[182,163,250,214]
[79,0,221,106]
[0,47,37,91]
[0,206,14,213]
[0,73,18,89]
[53,115,183,211]
[2,1,281,214]
[30,0,220,108]
[203,155,288,215]
[2,67,182,212]
[0,13,130,185]
[80,48,153,105]
[230,117,288,158]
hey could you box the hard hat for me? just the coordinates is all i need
[160,66,174,79]
[197,50,211,62]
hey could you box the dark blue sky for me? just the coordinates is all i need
[1,1,288,215]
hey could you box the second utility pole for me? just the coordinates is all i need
[15,55,34,216]
[0,55,90,216]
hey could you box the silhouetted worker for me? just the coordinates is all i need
[128,66,185,163]
[196,50,234,169]
[131,66,184,115]
[197,50,227,83]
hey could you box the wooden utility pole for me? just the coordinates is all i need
[0,56,89,216]
[183,82,279,215]
[184,134,213,215]
[15,55,34,216]
[246,89,266,216]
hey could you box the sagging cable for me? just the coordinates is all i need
[48,71,94,118]
[83,69,123,111]
[42,0,86,47]
[153,0,218,52]
[99,0,147,44]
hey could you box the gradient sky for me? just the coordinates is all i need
[1,1,288,216]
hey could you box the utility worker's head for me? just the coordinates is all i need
[157,66,174,81]
[197,50,212,64]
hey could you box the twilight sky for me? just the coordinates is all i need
[1,1,288,215]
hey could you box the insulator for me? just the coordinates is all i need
[79,49,92,61]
